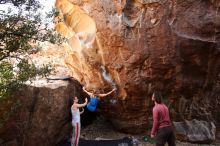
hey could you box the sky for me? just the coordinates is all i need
[0,0,56,18]
[40,0,56,14]
[0,0,57,28]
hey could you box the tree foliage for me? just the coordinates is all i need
[0,0,60,99]
[0,0,40,8]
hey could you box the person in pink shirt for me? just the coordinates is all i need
[151,92,176,146]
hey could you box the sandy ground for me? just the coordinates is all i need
[81,116,218,146]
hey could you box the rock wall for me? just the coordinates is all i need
[0,43,93,146]
[0,79,82,146]
[174,119,216,143]
[55,0,220,142]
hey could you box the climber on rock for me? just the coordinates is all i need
[71,96,88,146]
[82,86,117,112]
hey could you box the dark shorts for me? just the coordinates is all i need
[156,126,176,146]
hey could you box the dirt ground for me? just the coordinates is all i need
[81,116,218,146]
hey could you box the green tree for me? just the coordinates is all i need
[0,0,60,100]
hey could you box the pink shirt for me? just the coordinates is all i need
[151,103,171,135]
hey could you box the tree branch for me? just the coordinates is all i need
[0,53,10,61]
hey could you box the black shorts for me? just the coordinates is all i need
[155,126,176,146]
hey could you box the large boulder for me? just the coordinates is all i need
[173,119,216,144]
[0,43,85,146]
[1,0,220,144]
[0,79,82,146]
[55,0,220,137]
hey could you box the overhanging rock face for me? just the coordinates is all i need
[55,0,220,139]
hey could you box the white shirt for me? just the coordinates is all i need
[71,107,80,124]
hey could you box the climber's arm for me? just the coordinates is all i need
[80,108,84,114]
[98,88,116,97]
[76,98,88,108]
[82,86,93,96]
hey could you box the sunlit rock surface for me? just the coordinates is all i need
[55,0,220,140]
